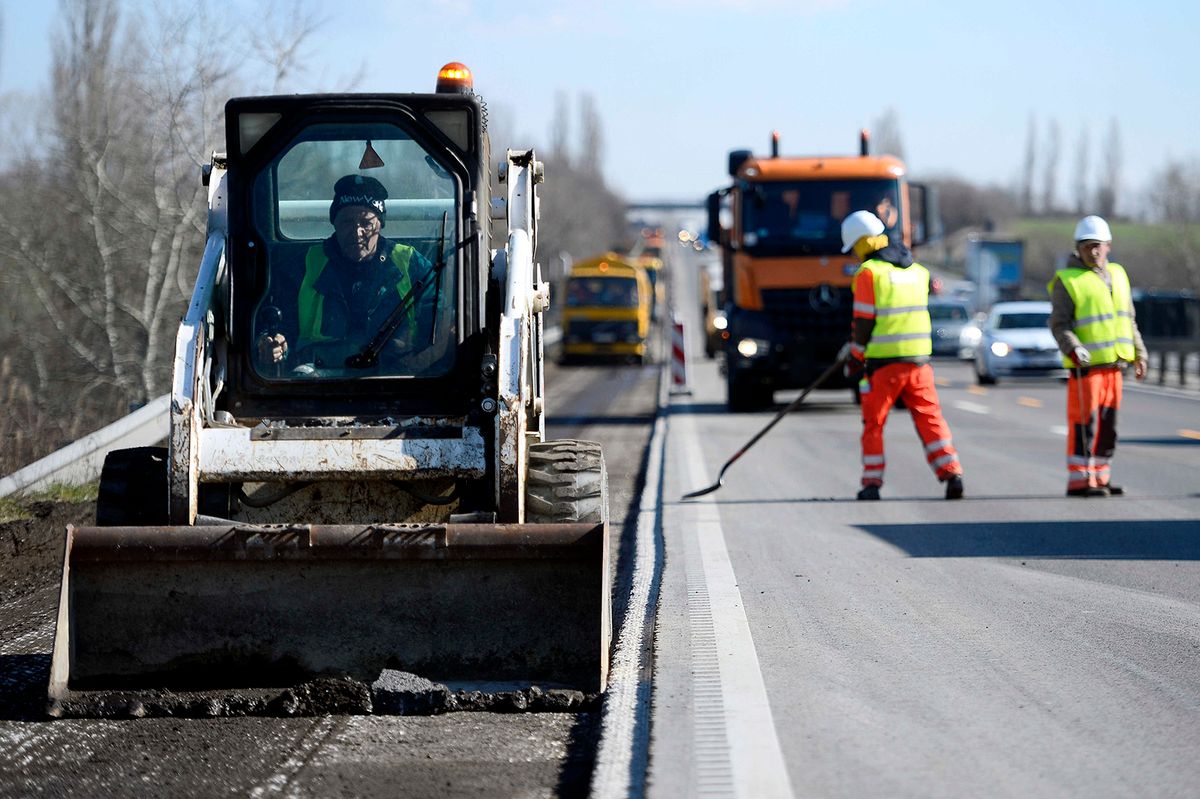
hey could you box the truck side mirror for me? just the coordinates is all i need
[910,183,943,248]
[706,191,724,245]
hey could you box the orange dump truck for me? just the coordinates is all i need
[707,132,941,410]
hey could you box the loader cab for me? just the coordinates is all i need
[221,93,489,419]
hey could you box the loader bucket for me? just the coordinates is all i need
[48,522,610,706]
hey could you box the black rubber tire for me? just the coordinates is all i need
[95,446,169,526]
[525,440,607,524]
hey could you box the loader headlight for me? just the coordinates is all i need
[736,337,770,358]
[713,314,728,331]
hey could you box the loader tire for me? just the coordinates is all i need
[525,440,608,524]
[96,446,168,526]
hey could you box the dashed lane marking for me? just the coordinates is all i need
[953,400,990,415]
[1179,429,1200,440]
[1017,396,1044,408]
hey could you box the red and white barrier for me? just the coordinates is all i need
[670,314,692,395]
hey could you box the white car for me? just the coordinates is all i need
[974,301,1068,384]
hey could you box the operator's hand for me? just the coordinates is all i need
[1134,358,1148,381]
[258,333,288,365]
[1072,345,1092,367]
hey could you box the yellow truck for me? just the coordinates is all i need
[561,253,652,364]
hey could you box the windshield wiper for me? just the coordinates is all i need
[346,212,463,369]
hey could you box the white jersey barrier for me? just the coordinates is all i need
[670,314,692,395]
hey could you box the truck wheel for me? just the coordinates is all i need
[975,365,997,385]
[727,374,771,412]
[525,440,607,524]
[96,447,169,526]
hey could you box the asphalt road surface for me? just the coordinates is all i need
[647,243,1200,797]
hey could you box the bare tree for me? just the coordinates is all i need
[1041,118,1060,214]
[1147,159,1200,293]
[1072,126,1090,214]
[871,107,905,160]
[1097,117,1122,218]
[926,174,1020,235]
[549,91,571,170]
[0,0,320,471]
[1021,115,1037,215]
[578,93,603,178]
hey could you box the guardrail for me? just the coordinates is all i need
[0,395,170,498]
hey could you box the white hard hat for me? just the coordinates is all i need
[1073,215,1112,243]
[841,210,885,253]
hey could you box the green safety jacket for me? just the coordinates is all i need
[297,239,422,345]
[1048,263,1134,368]
[858,259,933,360]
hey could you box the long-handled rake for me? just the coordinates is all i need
[682,357,847,499]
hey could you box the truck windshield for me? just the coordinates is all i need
[566,277,639,308]
[249,122,459,381]
[741,179,902,256]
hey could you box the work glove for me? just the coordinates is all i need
[843,351,866,379]
[836,341,853,362]
[1072,345,1091,367]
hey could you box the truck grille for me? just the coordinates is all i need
[760,287,854,339]
[566,319,639,343]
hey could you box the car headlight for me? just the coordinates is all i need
[990,341,1012,357]
[736,338,769,358]
[713,314,728,331]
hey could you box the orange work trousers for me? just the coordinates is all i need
[1065,366,1122,491]
[860,362,962,488]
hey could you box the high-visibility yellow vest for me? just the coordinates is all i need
[1048,263,1135,368]
[297,243,417,344]
[857,259,932,359]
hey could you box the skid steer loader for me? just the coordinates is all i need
[48,64,611,710]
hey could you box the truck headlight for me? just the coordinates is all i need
[736,338,769,358]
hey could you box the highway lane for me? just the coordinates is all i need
[648,265,1200,798]
[0,355,661,799]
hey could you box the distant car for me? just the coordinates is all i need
[928,300,972,357]
[973,301,1067,385]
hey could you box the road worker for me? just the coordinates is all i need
[1048,215,1148,497]
[256,174,439,371]
[840,211,964,500]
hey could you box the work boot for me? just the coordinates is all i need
[1103,484,1125,496]
[857,484,881,501]
[944,475,964,500]
[1066,486,1109,497]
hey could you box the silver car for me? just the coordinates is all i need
[928,299,972,357]
[974,301,1068,384]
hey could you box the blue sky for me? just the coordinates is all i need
[2,0,1196,210]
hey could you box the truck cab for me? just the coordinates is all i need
[708,132,940,409]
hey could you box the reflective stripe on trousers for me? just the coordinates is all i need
[1066,367,1122,490]
[860,362,962,487]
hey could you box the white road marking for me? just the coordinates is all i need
[1051,425,1069,437]
[676,412,794,799]
[953,400,991,415]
